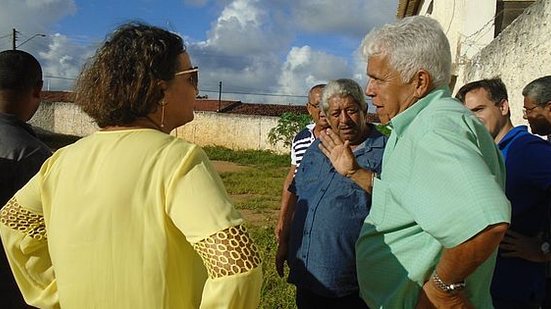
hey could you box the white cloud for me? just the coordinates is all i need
[1,0,396,105]
[188,0,297,103]
[277,46,352,96]
[291,0,397,37]
[39,34,94,90]
[186,0,395,104]
[0,0,76,37]
[0,0,83,90]
[203,0,292,54]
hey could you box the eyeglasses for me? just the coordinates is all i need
[523,105,539,116]
[175,66,199,90]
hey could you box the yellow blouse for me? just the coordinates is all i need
[0,129,262,308]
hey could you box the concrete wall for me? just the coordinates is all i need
[29,101,289,154]
[419,0,496,77]
[417,0,550,126]
[173,112,286,153]
[461,0,551,126]
[30,101,98,136]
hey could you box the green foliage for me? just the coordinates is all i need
[375,123,392,137]
[267,112,311,148]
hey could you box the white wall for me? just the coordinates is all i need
[419,0,496,78]
[173,112,286,153]
[30,101,289,154]
[461,0,551,126]
[30,101,99,136]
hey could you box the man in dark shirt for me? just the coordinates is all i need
[283,79,386,308]
[0,50,51,308]
[457,77,551,308]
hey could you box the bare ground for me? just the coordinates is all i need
[210,160,251,173]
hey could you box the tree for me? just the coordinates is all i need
[268,112,311,148]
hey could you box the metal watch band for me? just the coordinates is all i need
[431,271,466,294]
[541,241,550,255]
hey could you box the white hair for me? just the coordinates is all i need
[361,16,451,88]
[321,78,367,114]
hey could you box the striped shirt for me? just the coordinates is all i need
[291,124,315,168]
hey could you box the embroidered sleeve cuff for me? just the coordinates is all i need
[0,198,47,240]
[193,224,261,279]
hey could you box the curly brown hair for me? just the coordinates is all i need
[74,22,185,127]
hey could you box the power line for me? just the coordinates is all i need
[41,74,308,98]
[199,89,306,98]
[43,75,76,81]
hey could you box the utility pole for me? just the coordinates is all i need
[11,28,46,50]
[12,28,17,50]
[218,81,222,112]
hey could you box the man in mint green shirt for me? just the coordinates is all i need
[318,16,511,308]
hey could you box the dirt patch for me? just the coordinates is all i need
[211,160,251,173]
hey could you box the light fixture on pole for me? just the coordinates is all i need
[15,33,47,49]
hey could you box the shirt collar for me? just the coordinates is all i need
[498,125,528,150]
[389,87,451,137]
[353,124,386,154]
[0,112,36,137]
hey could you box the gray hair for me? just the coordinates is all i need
[361,15,451,88]
[522,76,551,106]
[321,79,367,113]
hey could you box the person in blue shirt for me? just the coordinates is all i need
[281,78,386,308]
[275,84,328,249]
[522,76,551,137]
[457,77,551,308]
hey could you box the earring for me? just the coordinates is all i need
[160,99,167,128]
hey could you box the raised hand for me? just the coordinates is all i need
[318,128,360,177]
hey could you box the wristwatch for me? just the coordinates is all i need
[431,271,466,294]
[541,241,550,255]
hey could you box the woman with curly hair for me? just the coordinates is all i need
[0,22,262,308]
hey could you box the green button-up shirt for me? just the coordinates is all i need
[355,87,511,308]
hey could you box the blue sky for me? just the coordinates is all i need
[0,0,397,104]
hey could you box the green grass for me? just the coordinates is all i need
[204,146,296,308]
[220,167,287,196]
[248,224,296,309]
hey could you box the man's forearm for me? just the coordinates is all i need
[435,223,509,283]
[417,223,508,308]
[347,167,375,194]
[275,167,297,242]
[277,191,297,242]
